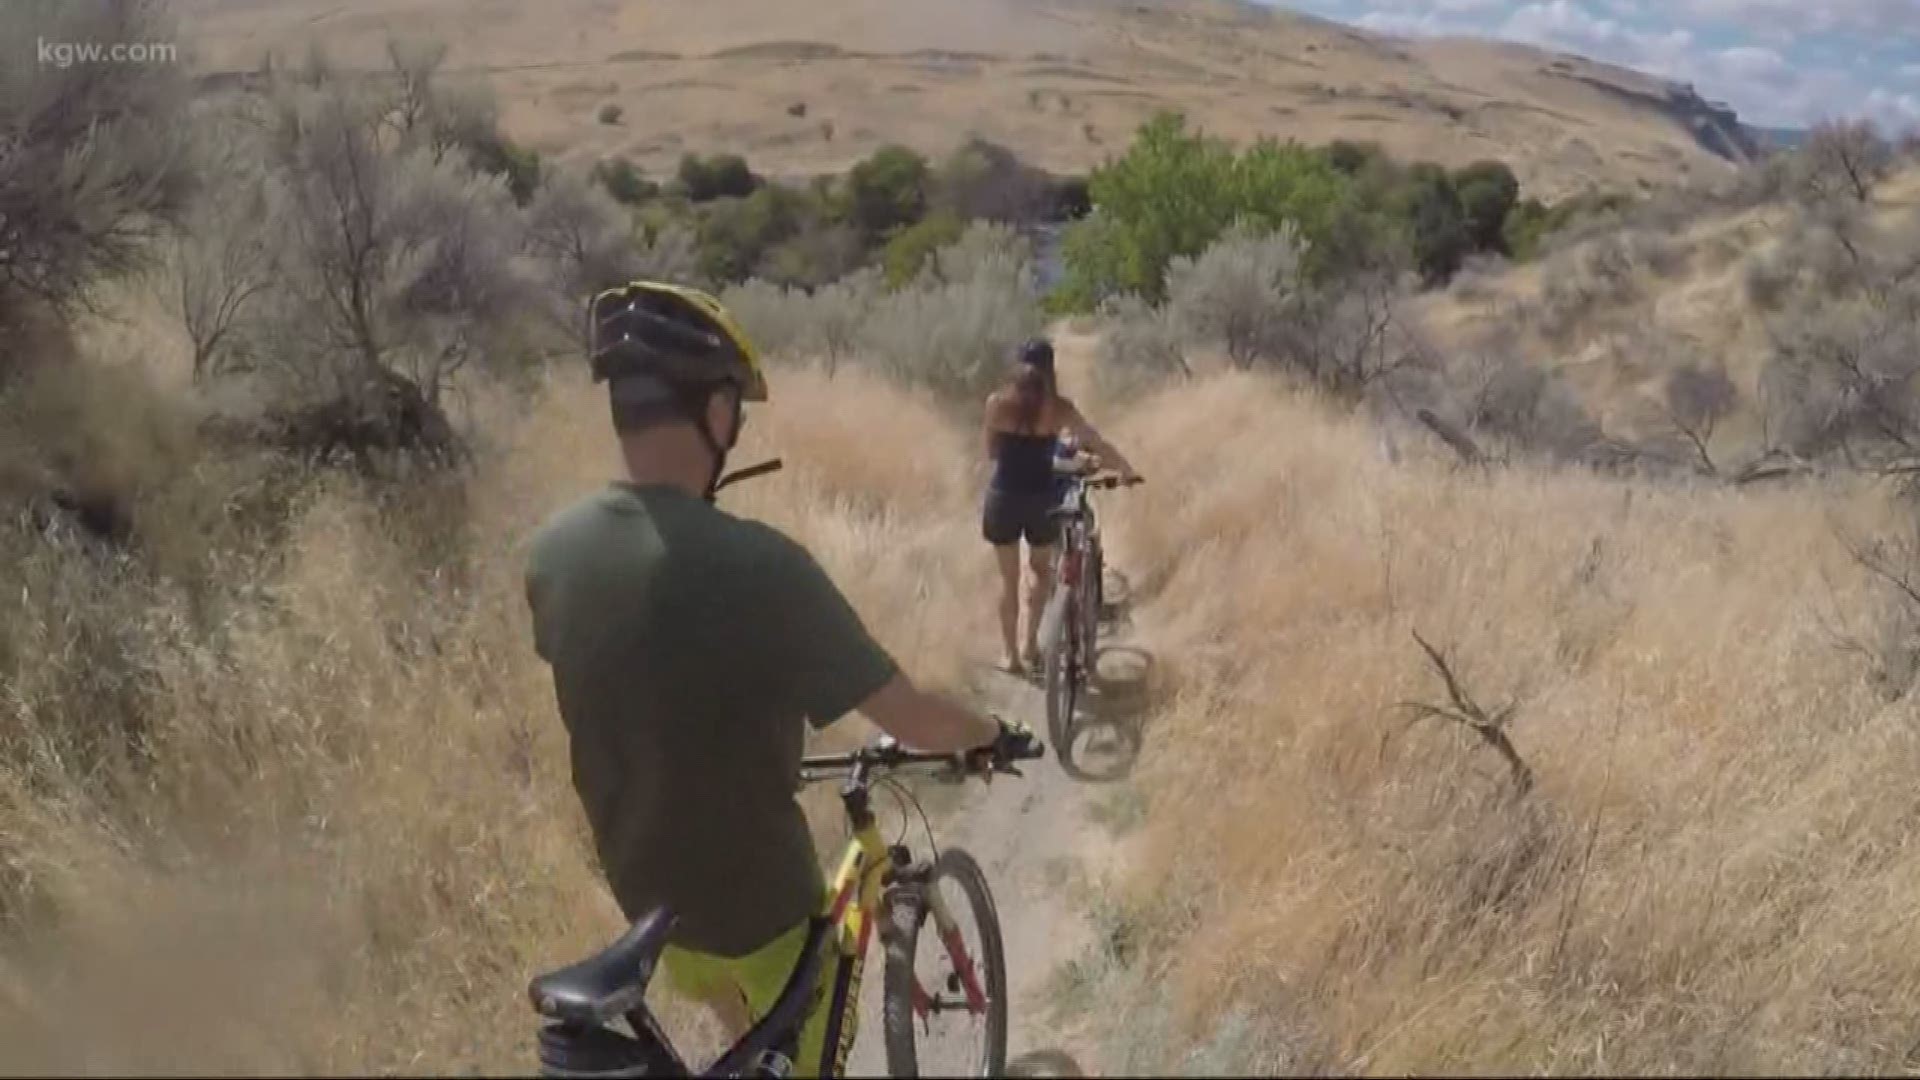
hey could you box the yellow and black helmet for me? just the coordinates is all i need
[586,281,768,402]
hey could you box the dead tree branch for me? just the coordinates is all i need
[1389,630,1535,796]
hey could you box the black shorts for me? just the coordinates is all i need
[982,489,1061,548]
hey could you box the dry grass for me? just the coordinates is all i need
[1417,165,1920,462]
[0,363,991,1073]
[173,0,1734,198]
[1075,370,1920,1074]
[19,290,1920,1074]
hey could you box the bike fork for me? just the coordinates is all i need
[914,883,989,1018]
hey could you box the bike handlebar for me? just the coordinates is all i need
[799,726,1044,784]
[1082,474,1145,491]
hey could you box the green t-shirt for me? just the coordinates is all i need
[525,482,899,957]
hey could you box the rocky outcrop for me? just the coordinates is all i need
[1546,69,1765,166]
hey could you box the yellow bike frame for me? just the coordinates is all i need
[811,776,989,1078]
[816,813,889,1076]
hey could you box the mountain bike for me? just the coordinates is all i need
[527,727,1044,1078]
[1041,471,1142,756]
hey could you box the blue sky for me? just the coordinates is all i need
[1267,0,1920,132]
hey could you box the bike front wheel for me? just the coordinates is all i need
[881,849,1009,1077]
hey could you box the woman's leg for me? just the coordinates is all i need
[1024,541,1055,666]
[994,542,1023,670]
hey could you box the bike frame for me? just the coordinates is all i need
[812,765,991,1077]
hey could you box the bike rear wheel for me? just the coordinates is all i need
[881,849,1009,1077]
[1044,590,1080,756]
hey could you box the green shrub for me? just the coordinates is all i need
[846,145,931,239]
[759,224,867,290]
[1096,293,1189,401]
[1325,139,1384,176]
[722,269,881,368]
[468,135,543,206]
[860,223,1044,401]
[1165,221,1305,366]
[1398,164,1471,285]
[592,156,657,205]
[882,211,966,288]
[1453,160,1520,254]
[695,186,805,284]
[934,139,1052,224]
[678,152,758,202]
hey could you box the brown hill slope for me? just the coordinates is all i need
[176,0,1753,198]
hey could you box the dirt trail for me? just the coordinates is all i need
[843,325,1139,1076]
[841,658,1127,1077]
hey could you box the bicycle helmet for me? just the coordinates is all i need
[586,281,779,500]
[1017,337,1055,373]
[587,281,768,401]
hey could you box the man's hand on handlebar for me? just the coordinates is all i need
[960,715,1043,779]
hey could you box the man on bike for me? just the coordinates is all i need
[524,281,1024,1076]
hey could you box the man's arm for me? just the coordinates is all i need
[857,673,1000,754]
[763,529,997,753]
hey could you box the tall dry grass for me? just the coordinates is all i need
[0,364,992,1073]
[1079,371,1920,1074]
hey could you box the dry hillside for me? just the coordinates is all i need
[1416,166,1920,464]
[176,0,1753,198]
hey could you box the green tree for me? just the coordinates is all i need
[679,152,757,202]
[1056,113,1351,307]
[1453,159,1520,254]
[847,145,931,238]
[1057,113,1239,306]
[1398,164,1470,284]
[1325,139,1384,177]
[934,138,1050,223]
[695,185,804,283]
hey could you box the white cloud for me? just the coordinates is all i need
[1715,46,1790,81]
[1677,0,1920,42]
[1865,88,1920,128]
[1353,10,1458,36]
[1499,2,1696,69]
[1299,1,1920,132]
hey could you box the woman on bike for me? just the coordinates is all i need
[982,337,1139,675]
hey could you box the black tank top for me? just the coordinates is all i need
[990,430,1057,495]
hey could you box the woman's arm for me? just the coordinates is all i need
[981,393,1003,460]
[1059,398,1140,479]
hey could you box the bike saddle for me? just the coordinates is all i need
[528,906,677,1025]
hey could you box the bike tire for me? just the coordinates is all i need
[881,849,1009,1078]
[1081,538,1104,660]
[1044,591,1079,757]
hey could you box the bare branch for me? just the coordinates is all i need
[1389,630,1535,796]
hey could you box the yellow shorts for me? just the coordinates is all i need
[660,918,844,1078]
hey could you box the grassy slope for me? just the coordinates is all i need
[0,363,989,1072]
[1074,370,1920,1073]
[1416,166,1920,456]
[9,312,1920,1072]
[175,0,1737,198]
